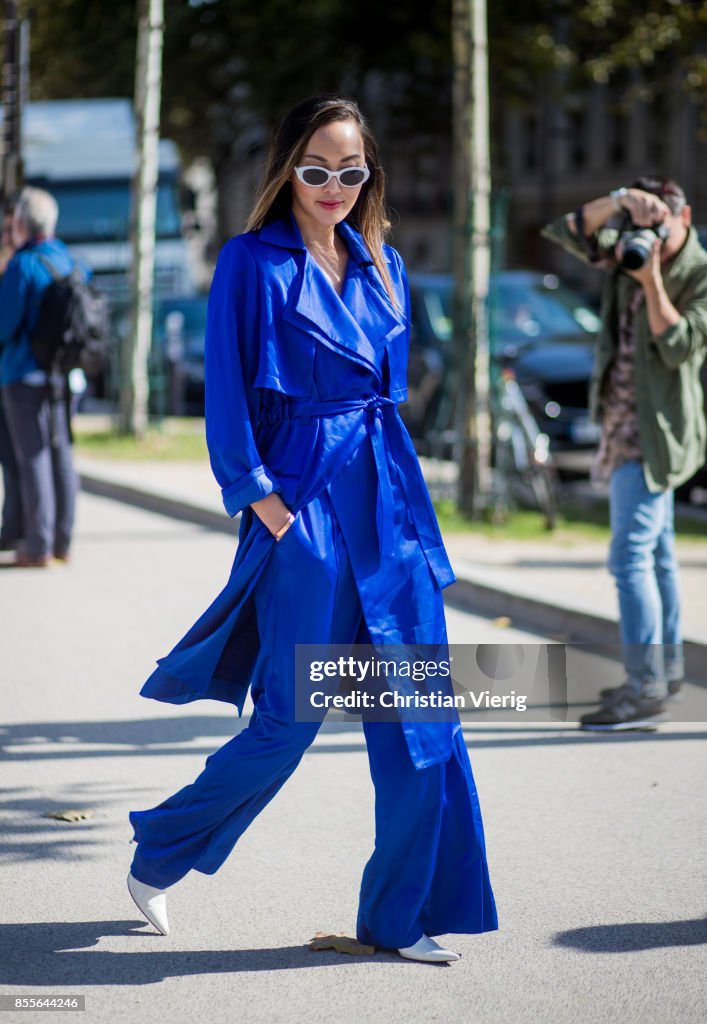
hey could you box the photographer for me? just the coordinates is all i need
[542,177,707,731]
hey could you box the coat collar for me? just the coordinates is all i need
[256,209,406,379]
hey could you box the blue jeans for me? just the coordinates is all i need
[607,459,684,698]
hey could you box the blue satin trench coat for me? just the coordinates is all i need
[140,209,461,770]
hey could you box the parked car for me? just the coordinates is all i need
[105,266,707,503]
[403,271,602,471]
[98,294,209,414]
[150,295,209,416]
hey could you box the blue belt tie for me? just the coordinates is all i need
[290,395,397,565]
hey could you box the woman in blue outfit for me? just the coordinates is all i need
[127,95,497,963]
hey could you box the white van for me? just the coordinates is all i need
[20,98,198,301]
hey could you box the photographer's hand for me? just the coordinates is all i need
[626,239,680,336]
[567,188,671,239]
[621,189,671,228]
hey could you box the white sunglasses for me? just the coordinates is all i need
[294,165,370,188]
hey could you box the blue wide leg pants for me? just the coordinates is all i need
[129,495,497,948]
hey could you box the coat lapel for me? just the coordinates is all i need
[257,211,406,378]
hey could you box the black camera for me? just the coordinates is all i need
[617,221,670,271]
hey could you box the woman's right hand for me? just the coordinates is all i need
[250,492,295,540]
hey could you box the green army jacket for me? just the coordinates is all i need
[541,215,707,492]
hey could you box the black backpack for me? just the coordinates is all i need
[29,254,110,379]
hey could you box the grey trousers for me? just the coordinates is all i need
[1,381,78,559]
[0,396,23,545]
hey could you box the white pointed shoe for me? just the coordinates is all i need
[127,871,170,935]
[397,933,461,962]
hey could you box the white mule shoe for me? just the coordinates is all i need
[127,871,170,935]
[397,933,461,962]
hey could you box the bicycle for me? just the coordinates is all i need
[490,356,560,530]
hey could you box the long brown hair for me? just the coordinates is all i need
[245,94,400,310]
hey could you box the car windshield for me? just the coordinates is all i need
[52,180,182,242]
[420,275,601,346]
[490,277,600,343]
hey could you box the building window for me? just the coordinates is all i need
[524,114,538,171]
[568,109,587,169]
[646,89,667,169]
[609,106,629,166]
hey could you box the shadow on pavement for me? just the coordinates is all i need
[0,921,393,986]
[554,917,707,952]
[2,717,707,763]
[0,785,156,864]
[0,717,370,762]
[0,819,103,862]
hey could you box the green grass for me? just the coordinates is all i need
[432,498,707,544]
[432,498,610,542]
[73,420,208,461]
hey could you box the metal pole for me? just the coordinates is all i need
[451,0,492,516]
[120,0,164,436]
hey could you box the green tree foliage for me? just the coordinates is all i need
[578,0,707,100]
[22,0,137,99]
[22,1,707,168]
[489,0,707,103]
[24,0,452,170]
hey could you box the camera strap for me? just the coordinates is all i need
[574,207,601,263]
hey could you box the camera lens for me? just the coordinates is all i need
[620,229,656,270]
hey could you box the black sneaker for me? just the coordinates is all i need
[599,678,683,702]
[579,692,670,731]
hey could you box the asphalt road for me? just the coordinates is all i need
[1,494,705,1024]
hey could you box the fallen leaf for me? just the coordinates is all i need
[309,931,375,955]
[492,617,512,628]
[44,809,94,822]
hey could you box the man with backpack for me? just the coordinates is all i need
[0,186,93,567]
[0,200,24,552]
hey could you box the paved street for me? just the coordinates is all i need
[1,493,706,1024]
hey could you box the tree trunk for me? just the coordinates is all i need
[120,0,164,437]
[451,0,491,516]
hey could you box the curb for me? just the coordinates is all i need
[79,471,236,535]
[79,468,707,686]
[445,574,707,688]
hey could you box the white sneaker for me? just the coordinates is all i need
[127,871,170,935]
[397,933,461,962]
